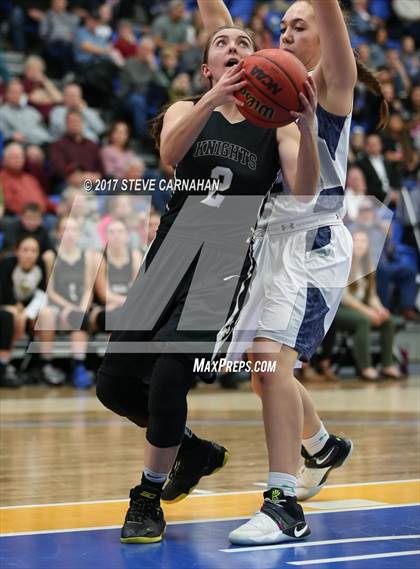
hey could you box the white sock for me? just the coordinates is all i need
[143,468,168,485]
[303,423,329,456]
[268,472,297,497]
[74,354,86,362]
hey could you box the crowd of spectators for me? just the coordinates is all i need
[0,0,418,388]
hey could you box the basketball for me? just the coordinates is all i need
[235,49,309,128]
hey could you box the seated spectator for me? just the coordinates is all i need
[1,202,54,255]
[152,0,191,54]
[95,3,113,42]
[382,114,418,179]
[151,46,181,108]
[74,11,124,106]
[335,230,402,381]
[249,14,273,50]
[36,216,99,388]
[181,28,207,76]
[24,144,52,195]
[0,80,51,146]
[0,143,54,216]
[49,83,105,142]
[345,166,367,221]
[168,72,192,102]
[349,127,366,163]
[97,194,142,249]
[401,36,419,80]
[369,27,388,69]
[351,0,378,37]
[39,0,79,78]
[350,198,390,266]
[119,37,159,140]
[0,236,48,388]
[49,109,103,187]
[90,219,142,334]
[137,209,161,255]
[55,187,101,250]
[357,134,401,206]
[385,49,411,98]
[381,82,405,117]
[113,19,138,59]
[100,121,135,179]
[121,158,169,213]
[21,55,63,121]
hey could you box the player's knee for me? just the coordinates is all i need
[96,369,120,411]
[96,369,149,428]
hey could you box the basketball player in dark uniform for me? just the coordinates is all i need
[91,220,142,333]
[37,217,98,388]
[95,25,319,543]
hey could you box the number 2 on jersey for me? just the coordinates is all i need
[202,166,233,208]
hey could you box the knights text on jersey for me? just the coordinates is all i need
[158,111,279,234]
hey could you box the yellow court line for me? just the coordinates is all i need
[1,480,419,535]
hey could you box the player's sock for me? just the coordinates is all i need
[268,472,297,497]
[302,423,329,457]
[142,469,167,491]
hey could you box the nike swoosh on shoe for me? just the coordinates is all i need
[315,447,335,465]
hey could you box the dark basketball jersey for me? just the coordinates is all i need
[100,111,280,377]
[106,250,133,296]
[159,111,279,234]
[53,252,85,305]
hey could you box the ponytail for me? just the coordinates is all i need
[354,51,389,130]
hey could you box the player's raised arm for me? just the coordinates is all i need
[197,0,233,35]
[277,77,319,197]
[160,63,246,166]
[312,0,357,113]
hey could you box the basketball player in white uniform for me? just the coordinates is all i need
[198,0,389,545]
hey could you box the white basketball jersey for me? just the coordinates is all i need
[257,104,352,227]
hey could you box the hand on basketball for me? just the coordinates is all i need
[205,61,247,108]
[290,76,317,133]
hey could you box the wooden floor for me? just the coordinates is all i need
[1,377,419,508]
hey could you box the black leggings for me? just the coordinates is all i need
[96,353,195,448]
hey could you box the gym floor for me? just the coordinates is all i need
[1,377,419,568]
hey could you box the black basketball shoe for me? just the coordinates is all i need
[161,440,229,503]
[229,488,311,545]
[120,485,166,544]
[296,435,354,500]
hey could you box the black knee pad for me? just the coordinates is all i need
[146,355,194,448]
[0,310,14,350]
[96,368,149,428]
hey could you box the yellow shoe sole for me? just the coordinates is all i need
[120,532,165,544]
